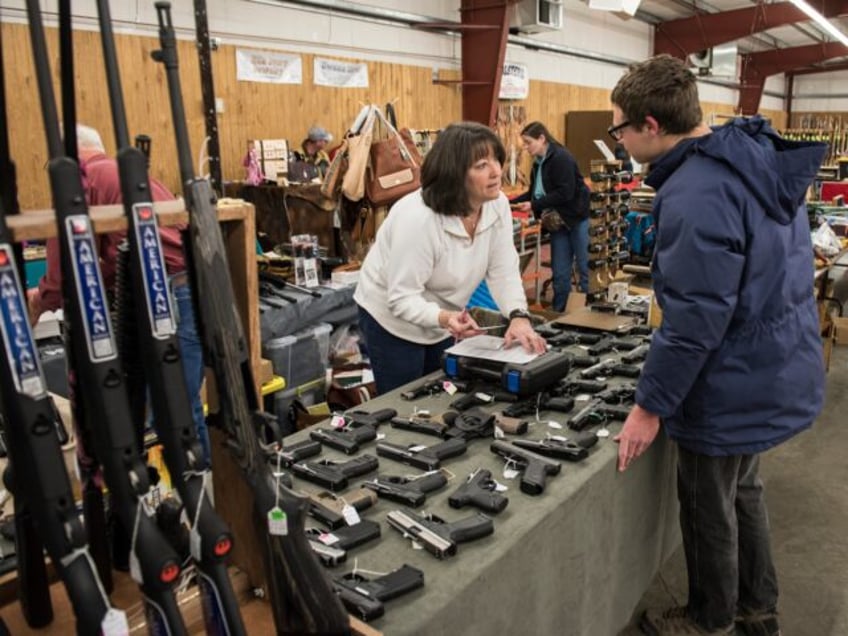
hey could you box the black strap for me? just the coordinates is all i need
[385,102,398,129]
[59,0,78,162]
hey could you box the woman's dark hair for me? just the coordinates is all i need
[421,122,506,216]
[520,121,560,146]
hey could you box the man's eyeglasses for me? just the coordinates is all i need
[607,121,630,142]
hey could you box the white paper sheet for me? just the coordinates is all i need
[445,335,539,364]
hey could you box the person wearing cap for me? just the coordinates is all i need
[295,125,333,177]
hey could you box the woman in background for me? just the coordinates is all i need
[513,121,590,312]
[354,122,546,395]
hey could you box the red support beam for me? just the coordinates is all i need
[789,60,848,75]
[738,42,848,114]
[459,0,514,127]
[654,0,848,58]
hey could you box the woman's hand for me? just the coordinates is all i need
[503,317,546,354]
[439,309,482,340]
[514,201,532,213]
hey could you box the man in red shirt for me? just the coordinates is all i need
[28,125,209,465]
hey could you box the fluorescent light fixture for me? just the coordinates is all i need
[789,0,848,47]
[588,0,642,18]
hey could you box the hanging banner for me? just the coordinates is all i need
[236,49,302,84]
[499,62,529,100]
[314,58,369,88]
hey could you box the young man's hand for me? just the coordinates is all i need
[614,404,661,472]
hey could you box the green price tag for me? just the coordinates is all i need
[268,507,288,536]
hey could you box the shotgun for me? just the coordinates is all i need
[152,3,350,633]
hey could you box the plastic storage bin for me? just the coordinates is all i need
[265,376,327,436]
[262,322,332,388]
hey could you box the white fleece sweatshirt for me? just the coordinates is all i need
[353,190,528,344]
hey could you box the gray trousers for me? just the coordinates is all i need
[677,446,780,630]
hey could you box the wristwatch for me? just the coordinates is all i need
[508,308,532,322]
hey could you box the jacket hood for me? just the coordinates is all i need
[646,115,826,225]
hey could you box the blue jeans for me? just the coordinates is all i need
[172,281,210,467]
[549,218,589,312]
[357,307,453,396]
[677,446,779,630]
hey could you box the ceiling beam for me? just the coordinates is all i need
[788,59,848,75]
[738,41,848,113]
[654,0,848,57]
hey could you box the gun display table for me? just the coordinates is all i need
[283,360,680,636]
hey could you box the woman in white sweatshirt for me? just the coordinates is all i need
[354,121,546,395]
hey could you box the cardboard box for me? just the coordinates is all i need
[248,139,289,181]
[832,316,848,345]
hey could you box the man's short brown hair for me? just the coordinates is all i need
[611,54,702,135]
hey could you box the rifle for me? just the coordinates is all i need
[151,3,350,633]
[97,1,249,631]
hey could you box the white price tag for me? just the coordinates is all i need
[268,507,288,536]
[342,504,361,525]
[318,532,339,545]
[101,608,130,636]
[408,444,427,452]
[190,527,202,561]
[503,467,520,480]
[493,425,505,439]
[411,539,424,551]
[493,480,509,492]
[330,415,347,429]
[547,420,562,429]
[575,393,592,402]
[597,427,610,439]
[442,381,458,395]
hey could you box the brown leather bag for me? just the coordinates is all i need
[366,123,422,208]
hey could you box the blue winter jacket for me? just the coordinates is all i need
[637,116,826,456]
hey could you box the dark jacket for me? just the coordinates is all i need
[513,143,589,226]
[637,116,826,456]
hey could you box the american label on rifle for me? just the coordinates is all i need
[133,204,176,339]
[67,215,117,361]
[0,245,46,397]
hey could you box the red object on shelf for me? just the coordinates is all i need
[821,181,848,203]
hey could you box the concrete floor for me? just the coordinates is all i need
[618,339,848,635]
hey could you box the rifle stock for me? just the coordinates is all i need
[152,3,350,633]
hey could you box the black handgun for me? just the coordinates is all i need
[579,358,641,380]
[554,378,608,396]
[386,509,494,559]
[501,394,575,419]
[490,441,561,495]
[622,342,651,363]
[449,387,517,411]
[567,400,631,431]
[598,383,637,404]
[277,439,322,466]
[310,426,375,455]
[400,377,446,400]
[376,438,467,471]
[363,470,447,507]
[390,416,446,438]
[306,518,381,552]
[292,455,379,491]
[512,431,599,462]
[546,330,603,347]
[448,468,509,514]
[333,564,425,622]
[587,337,641,356]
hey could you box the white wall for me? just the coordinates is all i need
[0,0,785,113]
[793,70,848,112]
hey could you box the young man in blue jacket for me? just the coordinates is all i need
[611,55,825,636]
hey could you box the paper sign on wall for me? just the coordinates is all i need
[314,58,369,88]
[499,63,529,100]
[236,49,302,84]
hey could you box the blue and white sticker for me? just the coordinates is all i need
[66,215,117,361]
[132,203,176,338]
[0,244,46,397]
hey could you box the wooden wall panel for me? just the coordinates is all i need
[3,22,462,210]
